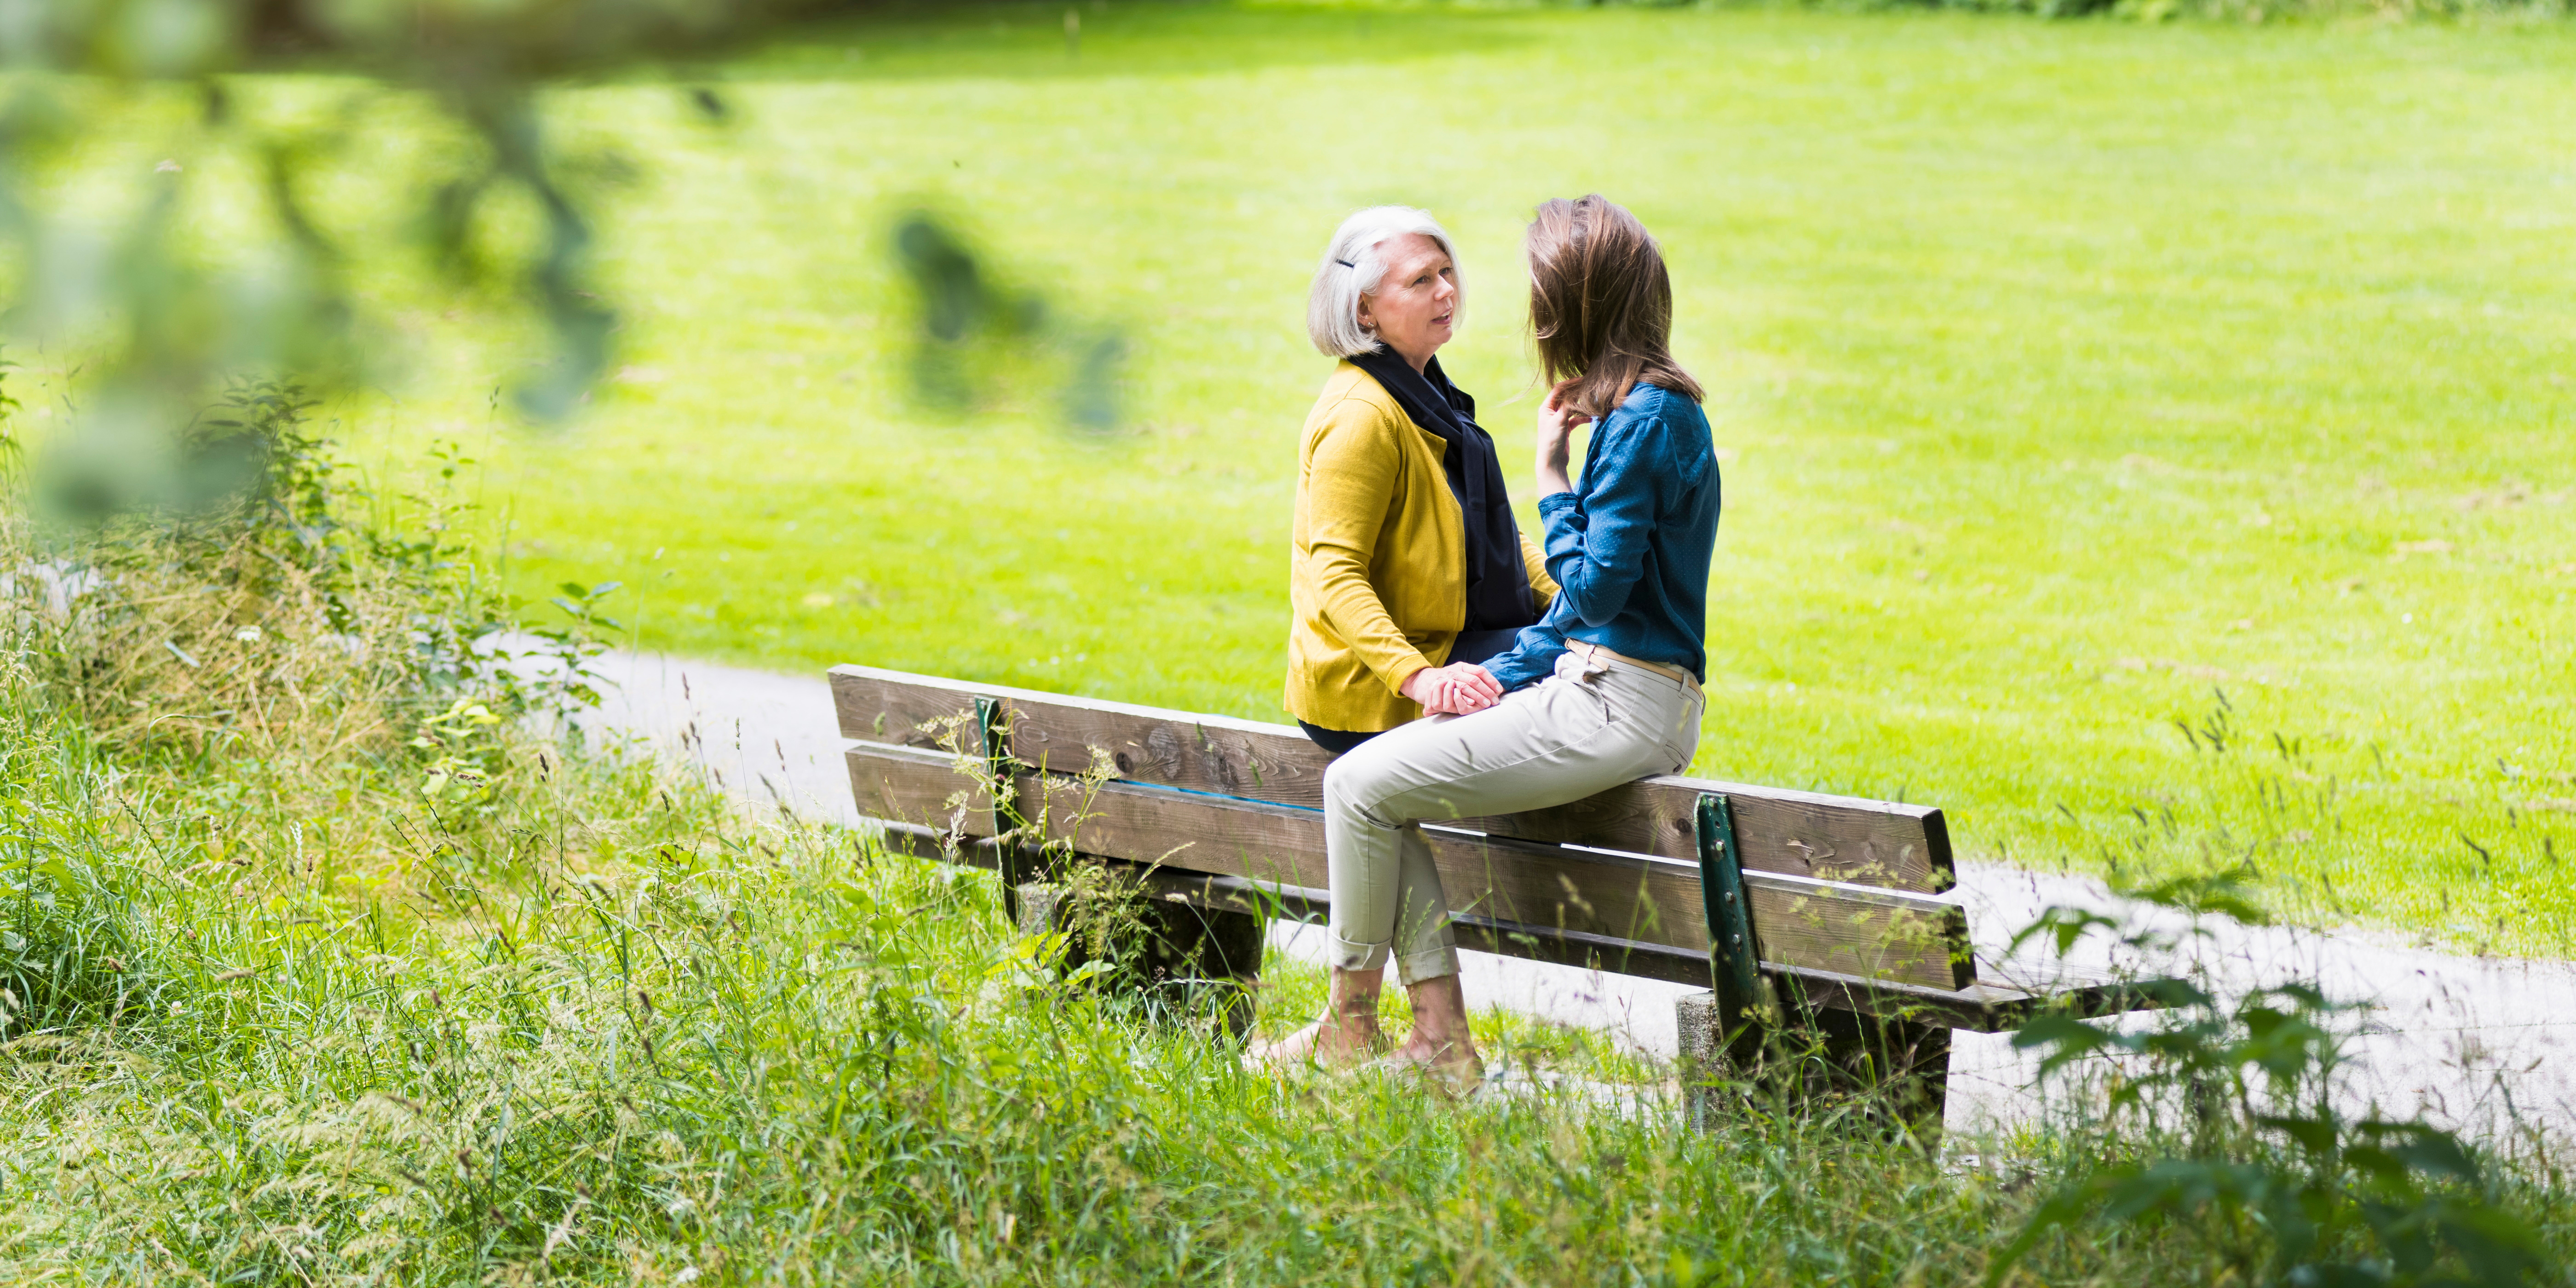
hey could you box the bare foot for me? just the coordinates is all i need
[1383,973,1482,1092]
[1249,965,1390,1070]
[1248,1014,1385,1068]
[1383,1031,1484,1093]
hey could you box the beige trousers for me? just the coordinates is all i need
[1322,649,1706,983]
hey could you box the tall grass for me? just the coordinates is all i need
[0,653,1993,1282]
[0,393,2565,1284]
[2,686,2567,1284]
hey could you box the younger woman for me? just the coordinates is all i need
[1256,196,1721,1085]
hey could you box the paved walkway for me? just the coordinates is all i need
[575,649,2576,1140]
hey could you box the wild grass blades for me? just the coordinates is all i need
[0,709,1944,1284]
[10,715,2560,1283]
[5,380,562,767]
[0,630,2569,1280]
[0,378,623,912]
[2076,687,2576,955]
[0,674,170,1041]
[0,395,2565,1283]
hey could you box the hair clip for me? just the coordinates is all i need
[1334,259,1356,269]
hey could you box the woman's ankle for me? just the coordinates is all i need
[1317,1012,1382,1056]
[1398,973,1478,1064]
[1327,967,1385,1021]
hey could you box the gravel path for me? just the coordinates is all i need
[576,649,2576,1139]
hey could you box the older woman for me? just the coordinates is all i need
[1258,206,1555,1070]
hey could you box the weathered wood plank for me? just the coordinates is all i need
[843,743,1968,989]
[832,667,979,752]
[1018,760,1333,892]
[842,742,992,837]
[1427,831,1970,989]
[1768,964,2171,1033]
[831,666,1952,891]
[831,665,1336,799]
[1461,781,1951,893]
[1449,916,1715,987]
[1750,868,1974,990]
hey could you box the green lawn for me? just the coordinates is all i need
[37,0,2576,948]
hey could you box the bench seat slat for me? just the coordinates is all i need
[830,665,1953,893]
[831,665,1334,799]
[845,742,1970,991]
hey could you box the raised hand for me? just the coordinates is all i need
[1535,380,1589,498]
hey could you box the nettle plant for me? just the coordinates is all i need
[1988,870,2554,1287]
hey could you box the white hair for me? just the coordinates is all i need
[1305,205,1463,359]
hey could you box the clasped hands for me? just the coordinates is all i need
[1400,661,1502,716]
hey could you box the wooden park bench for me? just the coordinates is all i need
[829,663,2162,1122]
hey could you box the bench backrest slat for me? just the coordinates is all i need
[844,740,1973,991]
[831,665,1952,894]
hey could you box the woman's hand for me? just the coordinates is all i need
[1401,662,1504,716]
[1536,380,1589,498]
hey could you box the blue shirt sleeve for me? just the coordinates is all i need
[1541,417,1666,626]
[1479,619,1562,692]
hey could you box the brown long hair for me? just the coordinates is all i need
[1526,195,1704,419]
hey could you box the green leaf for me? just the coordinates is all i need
[2256,1113,2339,1156]
[2379,1129,2482,1188]
[2120,862,2273,926]
[2433,1201,2551,1283]
[2343,1145,2410,1187]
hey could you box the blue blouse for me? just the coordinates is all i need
[1482,383,1722,691]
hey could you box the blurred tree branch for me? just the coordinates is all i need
[1,0,831,520]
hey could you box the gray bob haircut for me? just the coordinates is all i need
[1305,206,1463,359]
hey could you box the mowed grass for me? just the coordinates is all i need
[29,2,2576,947]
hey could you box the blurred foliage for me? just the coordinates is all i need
[0,0,850,523]
[893,210,1128,433]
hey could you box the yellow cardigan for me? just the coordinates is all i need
[1284,362,1558,733]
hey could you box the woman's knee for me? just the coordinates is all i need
[1323,742,1409,828]
[1322,742,1376,805]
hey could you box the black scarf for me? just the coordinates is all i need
[1347,350,1539,633]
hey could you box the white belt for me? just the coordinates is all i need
[1568,640,1699,692]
